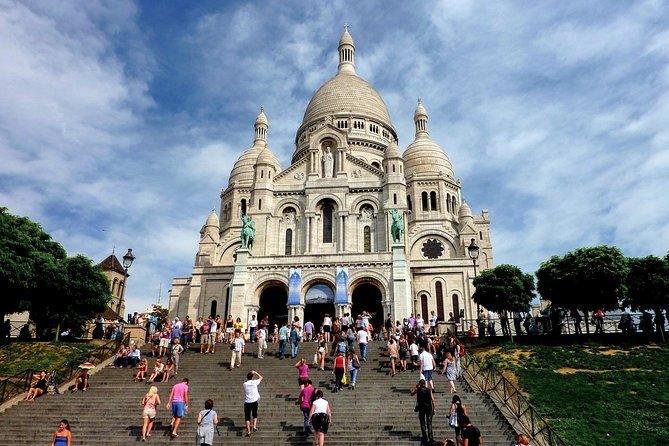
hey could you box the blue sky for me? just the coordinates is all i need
[1,0,668,314]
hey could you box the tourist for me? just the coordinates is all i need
[304,319,315,341]
[146,358,164,383]
[460,415,482,446]
[322,314,332,343]
[93,314,105,339]
[208,316,218,354]
[51,419,71,446]
[399,335,409,372]
[128,344,141,367]
[257,325,267,358]
[514,433,531,446]
[410,379,435,445]
[230,329,245,370]
[248,314,258,342]
[347,349,361,390]
[243,370,263,437]
[161,358,174,382]
[466,326,477,338]
[385,314,393,339]
[134,358,148,382]
[171,338,184,375]
[166,377,190,438]
[570,308,582,335]
[290,320,301,358]
[171,322,182,349]
[295,358,310,389]
[333,350,347,392]
[272,324,279,344]
[448,395,467,443]
[112,344,129,367]
[200,319,210,354]
[181,316,193,350]
[196,399,219,446]
[140,386,161,441]
[416,313,425,333]
[225,315,234,343]
[234,317,244,336]
[316,334,326,370]
[500,312,510,337]
[409,339,419,371]
[593,308,605,334]
[150,331,161,357]
[388,338,399,377]
[298,379,315,433]
[419,345,436,390]
[429,311,437,335]
[440,352,458,393]
[24,370,48,401]
[309,389,332,446]
[278,321,289,359]
[159,328,171,357]
[513,311,523,335]
[70,368,89,392]
[357,324,369,361]
[215,315,223,343]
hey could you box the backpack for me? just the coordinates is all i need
[337,341,347,353]
[459,345,465,357]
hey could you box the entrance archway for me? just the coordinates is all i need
[303,282,335,332]
[258,282,288,327]
[209,300,218,318]
[352,281,383,330]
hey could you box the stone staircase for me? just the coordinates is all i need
[0,342,514,445]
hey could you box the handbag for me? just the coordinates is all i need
[449,410,459,428]
[342,374,348,385]
[352,357,361,369]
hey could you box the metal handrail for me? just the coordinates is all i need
[460,352,567,446]
[0,333,129,406]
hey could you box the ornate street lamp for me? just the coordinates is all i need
[122,249,135,271]
[467,238,480,316]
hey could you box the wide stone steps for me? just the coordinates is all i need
[0,342,514,445]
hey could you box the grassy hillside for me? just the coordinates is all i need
[0,342,95,377]
[474,343,669,445]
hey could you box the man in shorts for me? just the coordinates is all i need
[243,370,263,437]
[207,317,217,354]
[166,377,189,438]
[419,346,436,390]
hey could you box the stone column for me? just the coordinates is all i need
[230,248,251,323]
[305,216,311,253]
[391,243,411,319]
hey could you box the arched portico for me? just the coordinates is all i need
[350,277,385,331]
[257,280,289,328]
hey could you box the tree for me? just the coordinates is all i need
[0,207,67,320]
[537,246,629,333]
[624,255,669,341]
[30,255,111,341]
[473,264,535,340]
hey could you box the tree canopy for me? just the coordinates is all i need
[0,208,111,339]
[624,255,669,313]
[537,245,628,313]
[472,264,535,314]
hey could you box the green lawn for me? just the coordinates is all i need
[474,343,669,445]
[0,342,96,377]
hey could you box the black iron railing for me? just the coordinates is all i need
[460,352,567,446]
[0,334,129,406]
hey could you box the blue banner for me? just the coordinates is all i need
[288,268,301,306]
[335,266,349,305]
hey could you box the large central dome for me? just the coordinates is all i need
[301,72,393,128]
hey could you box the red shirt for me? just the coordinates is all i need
[334,356,345,369]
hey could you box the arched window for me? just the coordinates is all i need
[420,294,429,320]
[364,226,371,253]
[451,196,456,213]
[285,229,293,255]
[241,199,247,216]
[407,195,412,211]
[430,191,437,211]
[421,192,428,211]
[112,278,118,295]
[393,193,397,205]
[452,294,460,322]
[260,170,264,179]
[446,193,451,213]
[210,300,217,318]
[480,231,483,240]
[258,199,262,210]
[392,164,396,173]
[372,161,381,170]
[435,281,444,321]
[118,281,124,297]
[322,201,334,243]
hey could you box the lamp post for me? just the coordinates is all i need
[120,249,135,319]
[467,238,480,317]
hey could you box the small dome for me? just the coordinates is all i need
[228,145,263,185]
[255,108,268,126]
[414,99,428,120]
[403,138,454,177]
[458,201,473,219]
[339,28,354,47]
[205,209,219,227]
[256,146,281,169]
[385,139,401,159]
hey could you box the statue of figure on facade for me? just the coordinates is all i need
[389,209,404,244]
[240,214,256,250]
[323,147,334,178]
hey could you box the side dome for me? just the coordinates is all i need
[228,145,262,185]
[256,146,281,169]
[403,138,454,177]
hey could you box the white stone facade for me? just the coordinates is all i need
[169,28,493,329]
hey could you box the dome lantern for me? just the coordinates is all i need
[414,98,429,139]
[338,24,355,75]
[254,106,268,145]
